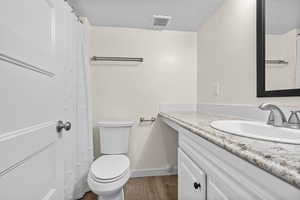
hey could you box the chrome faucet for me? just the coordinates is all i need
[258,103,287,127]
[287,110,300,129]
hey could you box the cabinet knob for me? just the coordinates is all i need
[194,182,201,190]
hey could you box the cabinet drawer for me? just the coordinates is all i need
[178,148,206,200]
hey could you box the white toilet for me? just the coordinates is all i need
[88,121,134,200]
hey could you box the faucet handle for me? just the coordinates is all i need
[267,110,275,126]
[288,111,300,126]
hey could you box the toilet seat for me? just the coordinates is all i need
[90,155,130,183]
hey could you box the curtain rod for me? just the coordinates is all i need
[64,0,83,24]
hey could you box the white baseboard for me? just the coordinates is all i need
[130,167,178,178]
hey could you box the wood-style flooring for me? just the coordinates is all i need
[81,175,178,200]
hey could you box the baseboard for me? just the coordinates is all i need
[130,167,178,178]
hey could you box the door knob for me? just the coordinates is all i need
[57,121,72,133]
[64,121,72,131]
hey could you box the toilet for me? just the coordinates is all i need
[88,121,134,200]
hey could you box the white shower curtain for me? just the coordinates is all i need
[71,20,94,199]
[73,20,94,199]
[63,17,93,200]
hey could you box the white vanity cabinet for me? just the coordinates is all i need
[178,148,206,200]
[178,128,300,200]
[161,118,300,200]
[207,180,229,200]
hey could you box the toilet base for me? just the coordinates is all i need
[97,189,124,200]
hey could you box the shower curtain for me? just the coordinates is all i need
[64,18,94,200]
[74,20,94,199]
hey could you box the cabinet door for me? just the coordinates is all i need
[207,180,229,200]
[178,148,206,200]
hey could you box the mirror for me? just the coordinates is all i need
[257,0,300,97]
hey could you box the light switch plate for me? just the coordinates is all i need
[213,82,220,96]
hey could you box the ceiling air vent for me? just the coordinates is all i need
[153,15,172,28]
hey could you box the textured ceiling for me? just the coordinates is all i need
[70,0,224,32]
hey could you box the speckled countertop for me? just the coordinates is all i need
[159,111,300,189]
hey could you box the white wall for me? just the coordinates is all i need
[90,27,197,171]
[197,0,300,106]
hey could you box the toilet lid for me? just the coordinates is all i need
[91,155,130,181]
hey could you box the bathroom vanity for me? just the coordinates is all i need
[160,112,300,200]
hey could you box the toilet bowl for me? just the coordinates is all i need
[88,155,130,200]
[88,121,134,200]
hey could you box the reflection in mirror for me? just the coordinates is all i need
[265,0,300,91]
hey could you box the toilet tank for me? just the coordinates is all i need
[97,121,134,154]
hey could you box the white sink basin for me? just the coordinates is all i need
[210,120,300,145]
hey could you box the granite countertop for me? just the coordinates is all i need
[159,111,300,189]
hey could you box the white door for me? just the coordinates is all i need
[178,149,206,200]
[0,0,70,199]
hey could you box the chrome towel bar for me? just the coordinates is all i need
[91,56,144,62]
[266,60,288,65]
